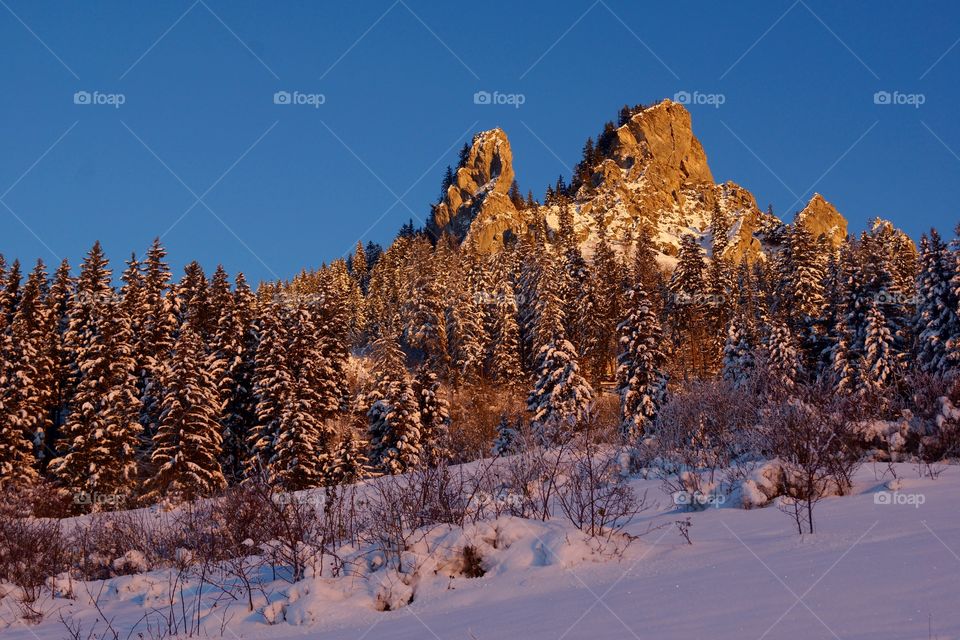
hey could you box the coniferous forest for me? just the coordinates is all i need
[0,186,958,514]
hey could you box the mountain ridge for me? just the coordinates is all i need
[428,99,855,265]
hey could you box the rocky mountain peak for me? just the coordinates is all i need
[795,193,847,248]
[428,128,523,251]
[427,99,855,265]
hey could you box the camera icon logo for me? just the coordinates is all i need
[273,91,291,105]
[74,91,92,105]
[873,491,892,505]
[673,90,691,104]
[873,91,892,105]
[473,91,492,105]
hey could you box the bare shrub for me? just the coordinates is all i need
[651,379,759,507]
[556,432,646,540]
[0,515,68,622]
[765,383,863,534]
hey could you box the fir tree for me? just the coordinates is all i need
[722,313,754,388]
[764,319,803,391]
[50,243,141,509]
[5,260,55,474]
[492,414,521,456]
[615,281,668,439]
[527,269,593,444]
[489,276,524,383]
[413,365,450,465]
[329,429,371,484]
[367,332,422,474]
[862,299,900,396]
[138,239,176,446]
[915,230,959,377]
[147,323,225,501]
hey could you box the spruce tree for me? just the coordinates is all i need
[147,323,225,501]
[915,230,959,377]
[50,243,140,508]
[615,281,668,439]
[5,260,55,474]
[413,365,450,465]
[329,429,371,484]
[367,332,422,474]
[527,267,593,445]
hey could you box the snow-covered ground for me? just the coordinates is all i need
[4,463,958,640]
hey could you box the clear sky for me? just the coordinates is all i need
[1,1,958,284]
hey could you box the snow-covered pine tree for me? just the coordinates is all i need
[147,321,225,501]
[489,274,524,384]
[329,429,371,484]
[50,243,141,508]
[915,230,959,377]
[782,221,826,326]
[722,313,754,388]
[247,301,289,477]
[175,261,213,340]
[491,414,520,456]
[527,261,593,445]
[413,365,450,465]
[668,234,709,379]
[0,258,40,488]
[447,281,486,386]
[404,241,449,372]
[269,300,336,490]
[138,239,176,447]
[43,258,73,472]
[5,260,56,476]
[763,319,803,391]
[615,280,667,440]
[210,268,259,484]
[862,298,900,397]
[367,331,423,474]
[588,215,625,379]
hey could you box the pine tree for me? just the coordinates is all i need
[863,299,900,396]
[489,275,524,383]
[722,313,754,388]
[492,414,520,456]
[615,282,668,439]
[329,430,371,484]
[413,365,450,465]
[147,323,225,501]
[138,239,176,446]
[668,234,709,379]
[915,230,959,377]
[527,268,593,445]
[367,331,422,474]
[43,259,73,471]
[270,301,336,490]
[0,258,39,488]
[247,302,289,477]
[764,319,803,391]
[50,243,141,508]
[211,269,258,483]
[5,260,56,475]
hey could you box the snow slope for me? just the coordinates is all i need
[4,464,958,640]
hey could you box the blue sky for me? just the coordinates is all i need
[1,1,958,284]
